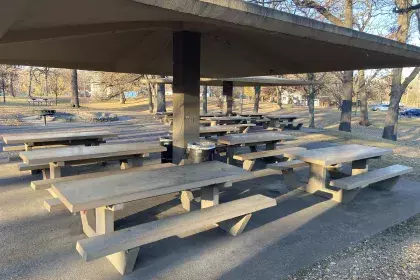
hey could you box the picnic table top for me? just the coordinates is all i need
[3,130,117,144]
[283,144,393,166]
[237,112,265,117]
[52,161,252,212]
[201,116,251,121]
[266,115,300,120]
[217,131,294,145]
[19,142,165,165]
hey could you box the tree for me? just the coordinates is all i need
[382,0,420,140]
[202,85,208,113]
[119,92,126,104]
[156,79,166,113]
[253,86,261,113]
[27,67,34,98]
[70,69,80,108]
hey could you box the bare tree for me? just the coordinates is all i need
[156,77,166,113]
[253,86,261,113]
[202,85,208,113]
[383,0,420,140]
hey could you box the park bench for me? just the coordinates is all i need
[233,147,307,171]
[330,165,413,190]
[18,162,50,172]
[76,194,276,274]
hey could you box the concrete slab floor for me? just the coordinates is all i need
[1,158,420,280]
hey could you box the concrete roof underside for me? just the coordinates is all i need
[140,76,321,86]
[1,0,420,77]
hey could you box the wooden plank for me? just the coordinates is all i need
[52,161,253,213]
[217,132,294,146]
[76,195,276,262]
[283,144,393,166]
[3,130,117,144]
[266,115,299,120]
[267,160,307,170]
[330,165,413,190]
[201,116,251,121]
[31,163,175,190]
[233,147,307,161]
[43,198,67,213]
[17,162,50,171]
[3,145,26,152]
[19,142,165,165]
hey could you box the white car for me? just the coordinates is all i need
[371,104,389,111]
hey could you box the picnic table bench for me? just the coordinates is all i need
[3,130,117,154]
[217,131,294,165]
[28,98,54,106]
[201,116,252,126]
[51,161,276,274]
[269,144,413,203]
[266,115,303,130]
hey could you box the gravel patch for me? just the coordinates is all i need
[285,214,420,280]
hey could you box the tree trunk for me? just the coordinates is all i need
[147,83,154,113]
[339,71,353,132]
[70,69,80,108]
[28,68,33,98]
[10,74,15,97]
[1,75,5,103]
[202,85,208,113]
[120,92,126,104]
[307,73,316,128]
[276,86,282,109]
[156,83,166,112]
[253,86,261,113]
[358,70,370,126]
[382,0,419,140]
[44,68,49,96]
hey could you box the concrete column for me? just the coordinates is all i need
[172,31,201,165]
[222,81,233,115]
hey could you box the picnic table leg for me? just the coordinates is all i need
[131,156,144,168]
[265,142,276,150]
[302,163,360,204]
[226,146,236,165]
[94,206,140,275]
[201,185,219,208]
[249,145,257,152]
[49,162,62,179]
[268,119,277,128]
[24,143,33,151]
[120,160,130,170]
[352,159,368,175]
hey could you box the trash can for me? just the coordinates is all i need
[159,136,173,163]
[187,141,216,164]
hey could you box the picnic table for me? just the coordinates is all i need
[20,142,165,179]
[199,124,255,137]
[3,130,117,151]
[278,144,401,203]
[50,161,275,274]
[237,112,265,118]
[201,116,251,126]
[266,114,302,130]
[217,131,294,164]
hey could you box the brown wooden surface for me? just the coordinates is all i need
[217,132,294,146]
[3,130,117,144]
[19,142,165,165]
[52,161,253,212]
[284,144,393,166]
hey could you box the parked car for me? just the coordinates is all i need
[371,104,389,111]
[400,108,420,117]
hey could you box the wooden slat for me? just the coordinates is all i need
[330,165,413,190]
[76,194,276,262]
[17,162,49,171]
[44,198,67,213]
[31,163,175,190]
[19,142,165,165]
[233,147,307,161]
[3,145,26,152]
[283,144,393,166]
[3,130,117,144]
[52,161,253,212]
[267,160,307,170]
[217,132,294,146]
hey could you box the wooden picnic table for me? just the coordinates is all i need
[237,112,265,118]
[51,161,256,274]
[3,130,117,151]
[265,114,300,128]
[199,124,255,137]
[201,116,251,126]
[282,144,393,202]
[217,131,294,164]
[20,142,165,178]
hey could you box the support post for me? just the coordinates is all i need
[172,31,201,165]
[222,81,233,115]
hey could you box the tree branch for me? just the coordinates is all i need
[394,3,420,14]
[402,67,420,91]
[292,0,344,26]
